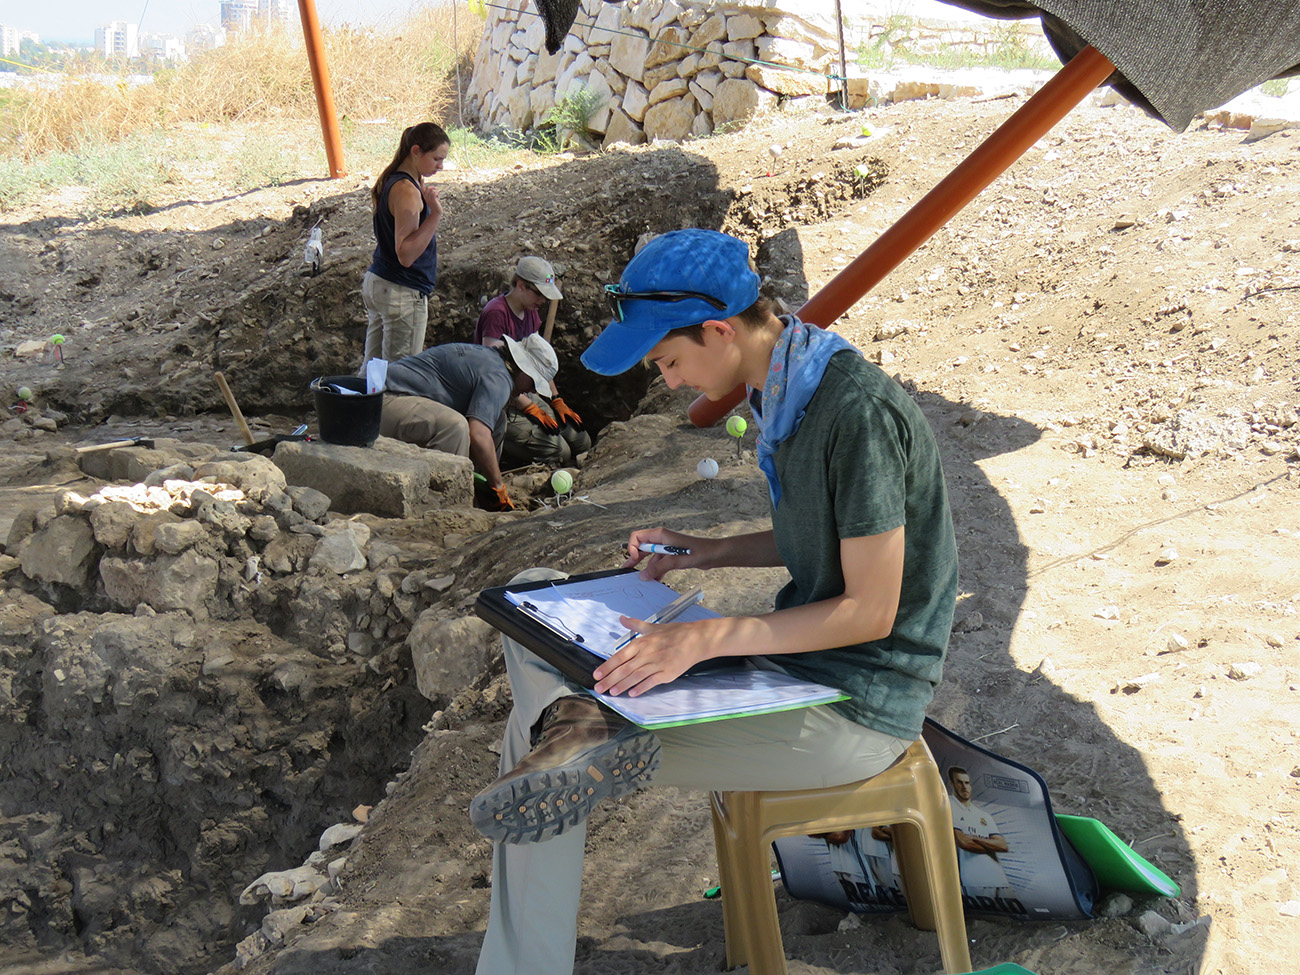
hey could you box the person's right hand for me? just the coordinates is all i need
[422,183,442,221]
[521,401,560,431]
[622,528,712,580]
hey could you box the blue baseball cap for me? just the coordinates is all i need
[581,229,760,376]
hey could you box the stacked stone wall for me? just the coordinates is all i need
[467,0,1051,145]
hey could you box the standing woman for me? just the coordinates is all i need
[360,122,450,370]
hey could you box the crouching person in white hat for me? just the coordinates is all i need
[379,333,567,511]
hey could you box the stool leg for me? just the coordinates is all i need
[724,794,787,975]
[711,795,750,970]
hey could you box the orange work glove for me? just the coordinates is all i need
[487,485,515,511]
[521,401,560,431]
[550,396,583,429]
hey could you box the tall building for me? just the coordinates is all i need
[187,23,228,52]
[220,0,257,32]
[94,21,140,58]
[140,32,186,61]
[257,0,294,25]
[0,24,22,58]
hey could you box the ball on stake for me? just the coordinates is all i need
[697,457,719,479]
[17,386,32,401]
[726,415,747,438]
[550,469,573,496]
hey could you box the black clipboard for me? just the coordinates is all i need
[475,568,731,689]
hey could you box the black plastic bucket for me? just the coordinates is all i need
[311,375,383,447]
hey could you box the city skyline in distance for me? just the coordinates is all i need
[0,0,437,44]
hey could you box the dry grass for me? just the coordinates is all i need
[0,4,481,160]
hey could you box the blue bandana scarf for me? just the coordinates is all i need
[749,316,859,509]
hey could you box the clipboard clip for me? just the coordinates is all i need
[519,600,584,645]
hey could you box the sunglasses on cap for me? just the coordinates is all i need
[604,284,727,323]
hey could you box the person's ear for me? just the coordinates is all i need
[701,319,736,342]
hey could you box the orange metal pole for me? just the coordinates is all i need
[299,0,347,178]
[689,44,1116,427]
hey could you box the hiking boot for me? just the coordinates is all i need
[470,696,660,844]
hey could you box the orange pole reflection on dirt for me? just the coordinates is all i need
[688,44,1116,427]
[299,0,348,178]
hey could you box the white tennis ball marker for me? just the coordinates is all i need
[551,469,573,494]
[697,458,719,479]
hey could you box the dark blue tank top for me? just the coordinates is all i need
[367,172,438,296]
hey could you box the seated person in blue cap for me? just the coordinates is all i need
[469,228,959,975]
[380,333,564,512]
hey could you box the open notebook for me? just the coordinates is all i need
[475,569,846,730]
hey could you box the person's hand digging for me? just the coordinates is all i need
[550,397,583,428]
[521,401,560,431]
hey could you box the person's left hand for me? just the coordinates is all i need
[551,396,582,428]
[592,616,724,696]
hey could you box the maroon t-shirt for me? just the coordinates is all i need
[473,293,540,345]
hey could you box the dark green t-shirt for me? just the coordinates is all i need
[766,350,957,740]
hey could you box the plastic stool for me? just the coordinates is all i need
[710,737,973,975]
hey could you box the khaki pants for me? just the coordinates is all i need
[502,394,593,469]
[379,394,470,456]
[475,568,911,975]
[361,271,428,370]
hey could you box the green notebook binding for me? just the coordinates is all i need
[1055,814,1181,898]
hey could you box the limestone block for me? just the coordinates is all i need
[762,10,839,45]
[556,52,595,100]
[712,77,778,128]
[625,0,662,31]
[359,437,474,507]
[893,80,941,102]
[727,13,763,40]
[689,12,727,49]
[695,68,724,95]
[89,500,139,550]
[720,59,748,78]
[130,510,183,556]
[651,0,684,34]
[533,47,564,85]
[18,515,98,588]
[521,14,546,51]
[745,63,829,97]
[506,85,534,128]
[722,39,755,61]
[643,95,698,142]
[153,521,208,556]
[593,0,622,36]
[643,61,684,92]
[309,522,371,575]
[648,77,690,107]
[755,36,829,71]
[692,111,713,137]
[688,79,714,112]
[514,53,536,86]
[596,60,626,94]
[408,614,498,707]
[610,28,650,81]
[680,6,706,30]
[584,70,615,133]
[603,109,647,148]
[531,82,557,122]
[194,454,287,504]
[563,32,585,55]
[153,550,219,616]
[678,53,701,77]
[622,80,650,122]
[698,49,723,70]
[288,485,331,523]
[938,83,980,100]
[273,441,433,518]
[490,20,514,51]
[645,25,687,70]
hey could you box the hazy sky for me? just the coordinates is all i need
[0,0,437,43]
[0,1,993,45]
